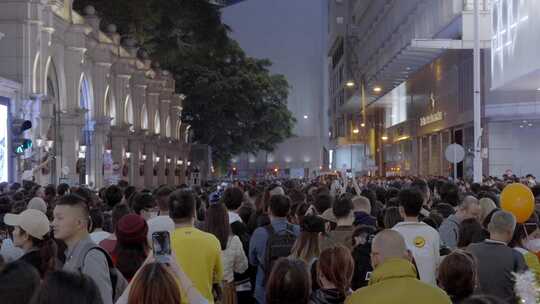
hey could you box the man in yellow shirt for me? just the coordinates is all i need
[170,190,223,304]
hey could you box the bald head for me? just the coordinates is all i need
[352,196,371,214]
[372,229,408,263]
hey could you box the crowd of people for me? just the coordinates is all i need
[0,173,539,304]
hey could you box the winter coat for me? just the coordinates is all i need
[345,258,451,304]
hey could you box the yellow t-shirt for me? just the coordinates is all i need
[171,226,223,304]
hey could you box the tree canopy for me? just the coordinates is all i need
[74,0,295,163]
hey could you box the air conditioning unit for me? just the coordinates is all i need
[336,17,344,24]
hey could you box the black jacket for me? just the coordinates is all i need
[309,289,346,304]
[351,244,373,290]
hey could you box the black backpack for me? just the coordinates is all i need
[263,224,297,283]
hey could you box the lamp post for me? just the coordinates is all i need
[473,0,482,183]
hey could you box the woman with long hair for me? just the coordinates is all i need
[33,270,103,304]
[113,214,150,281]
[310,245,355,304]
[115,254,207,304]
[290,215,325,267]
[204,200,248,304]
[4,209,57,278]
[266,258,311,304]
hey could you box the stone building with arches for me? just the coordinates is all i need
[0,0,190,188]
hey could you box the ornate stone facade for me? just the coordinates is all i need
[0,0,190,188]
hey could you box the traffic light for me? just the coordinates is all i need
[12,119,32,154]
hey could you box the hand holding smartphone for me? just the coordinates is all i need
[152,231,172,264]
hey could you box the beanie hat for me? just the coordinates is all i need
[116,214,148,245]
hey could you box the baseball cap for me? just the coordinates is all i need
[4,209,51,240]
[27,197,47,214]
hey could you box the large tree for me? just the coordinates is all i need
[74,0,295,163]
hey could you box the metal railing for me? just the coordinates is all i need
[463,0,491,11]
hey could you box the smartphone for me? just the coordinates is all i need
[152,231,171,263]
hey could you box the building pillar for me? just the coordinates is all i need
[157,143,167,186]
[58,110,84,184]
[110,126,128,183]
[89,117,110,188]
[128,132,144,189]
[144,139,155,188]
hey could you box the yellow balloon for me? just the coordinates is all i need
[500,183,535,223]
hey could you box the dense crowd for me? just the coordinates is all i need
[1,173,540,304]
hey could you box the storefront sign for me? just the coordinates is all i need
[420,111,443,127]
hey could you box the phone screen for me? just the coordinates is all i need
[152,231,171,262]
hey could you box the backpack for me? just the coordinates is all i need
[263,223,297,284]
[80,246,129,302]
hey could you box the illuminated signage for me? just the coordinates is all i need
[420,93,443,127]
[420,112,443,127]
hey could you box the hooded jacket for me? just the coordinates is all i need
[345,258,451,304]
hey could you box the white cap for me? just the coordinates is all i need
[4,209,50,240]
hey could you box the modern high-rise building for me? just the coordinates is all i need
[222,0,329,178]
[329,0,496,178]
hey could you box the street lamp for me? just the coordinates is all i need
[346,81,355,88]
[373,86,382,93]
[381,135,388,141]
[125,152,131,159]
[142,154,147,161]
[352,128,360,134]
[360,122,366,128]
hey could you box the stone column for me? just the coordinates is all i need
[143,138,156,188]
[109,126,128,183]
[157,142,167,186]
[90,117,111,188]
[167,147,176,186]
[128,132,145,189]
[58,110,85,184]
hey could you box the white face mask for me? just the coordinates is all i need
[525,239,540,253]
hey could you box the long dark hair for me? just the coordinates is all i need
[114,241,148,281]
[21,229,57,278]
[266,258,311,304]
[33,270,103,304]
[0,260,40,304]
[204,202,230,250]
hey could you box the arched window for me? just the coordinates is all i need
[154,112,161,135]
[124,96,134,125]
[185,125,191,143]
[104,86,116,126]
[176,121,182,140]
[141,103,148,130]
[79,74,92,123]
[165,116,171,138]
[45,58,59,105]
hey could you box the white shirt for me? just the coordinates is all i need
[393,221,440,285]
[221,235,249,283]
[147,215,176,243]
[228,211,242,225]
[90,230,112,244]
